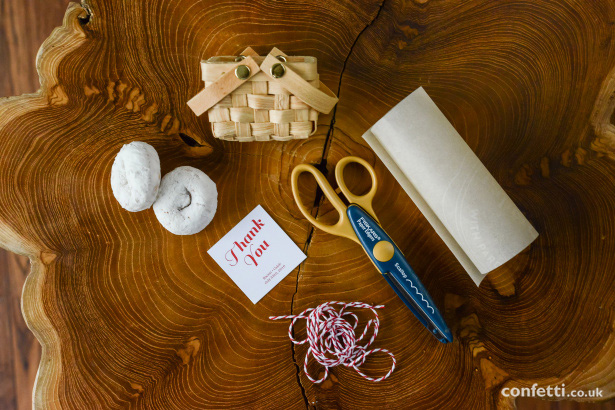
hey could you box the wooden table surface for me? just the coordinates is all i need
[1,0,615,409]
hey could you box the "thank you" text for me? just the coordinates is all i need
[225,219,270,267]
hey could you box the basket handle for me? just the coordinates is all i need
[260,50,338,114]
[187,56,260,116]
[239,46,259,57]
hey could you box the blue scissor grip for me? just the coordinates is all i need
[346,204,453,343]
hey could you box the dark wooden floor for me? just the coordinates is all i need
[0,2,71,408]
[0,0,612,409]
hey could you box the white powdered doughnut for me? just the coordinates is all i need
[153,166,218,235]
[111,141,161,212]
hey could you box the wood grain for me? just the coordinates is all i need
[0,0,614,408]
[516,398,615,410]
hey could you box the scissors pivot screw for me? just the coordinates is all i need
[373,241,395,263]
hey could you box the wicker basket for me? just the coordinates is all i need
[187,47,338,142]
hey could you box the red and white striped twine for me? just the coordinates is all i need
[270,301,396,383]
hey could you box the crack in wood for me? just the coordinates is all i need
[289,225,314,409]
[321,0,386,162]
[287,1,387,407]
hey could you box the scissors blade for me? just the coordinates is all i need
[384,268,453,343]
[346,204,453,343]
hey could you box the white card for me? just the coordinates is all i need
[207,205,306,304]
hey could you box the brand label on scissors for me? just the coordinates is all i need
[356,216,381,242]
[207,205,306,304]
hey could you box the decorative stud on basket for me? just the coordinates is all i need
[187,47,338,142]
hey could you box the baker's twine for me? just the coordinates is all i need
[269,301,396,383]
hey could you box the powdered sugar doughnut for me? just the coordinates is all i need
[111,141,161,212]
[153,166,217,235]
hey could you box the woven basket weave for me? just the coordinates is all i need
[187,47,338,142]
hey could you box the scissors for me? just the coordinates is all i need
[291,156,453,343]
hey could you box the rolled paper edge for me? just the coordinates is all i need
[363,128,487,285]
[362,87,539,285]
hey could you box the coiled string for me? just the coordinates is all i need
[270,301,396,383]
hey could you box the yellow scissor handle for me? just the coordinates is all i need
[291,163,359,244]
[335,156,379,224]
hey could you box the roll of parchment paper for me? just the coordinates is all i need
[362,87,538,285]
